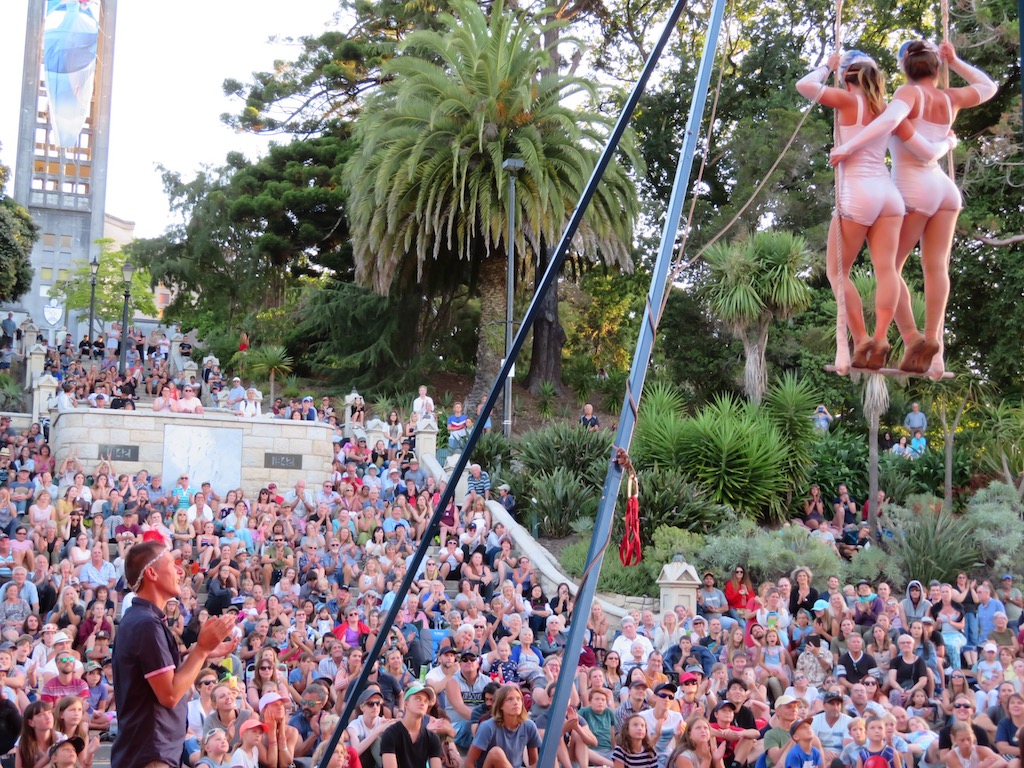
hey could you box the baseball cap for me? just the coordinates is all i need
[654,682,678,696]
[232,377,241,382]
[84,662,102,673]
[302,396,314,403]
[984,642,998,653]
[439,646,458,656]
[629,678,648,689]
[790,717,814,738]
[498,484,511,492]
[49,737,85,757]
[1003,574,1014,581]
[823,690,844,703]
[259,692,287,713]
[404,682,436,703]
[678,672,697,684]
[357,688,384,707]
[774,695,799,708]
[239,718,269,735]
[812,599,829,611]
[713,700,736,714]
[685,664,704,676]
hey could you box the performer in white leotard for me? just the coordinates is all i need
[831,40,996,377]
[797,52,927,371]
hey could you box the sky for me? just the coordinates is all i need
[0,0,342,238]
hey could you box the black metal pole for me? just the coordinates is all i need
[118,286,129,376]
[87,275,96,357]
[315,0,691,761]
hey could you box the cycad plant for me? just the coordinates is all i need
[245,345,293,404]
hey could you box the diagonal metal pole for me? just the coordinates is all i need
[537,0,726,761]
[316,0,694,761]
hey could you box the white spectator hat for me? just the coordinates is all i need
[259,692,287,713]
[52,632,72,644]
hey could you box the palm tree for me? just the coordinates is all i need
[702,231,813,404]
[245,345,294,404]
[344,0,639,406]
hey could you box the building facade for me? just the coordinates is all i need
[9,0,119,335]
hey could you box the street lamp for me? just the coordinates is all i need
[501,157,524,440]
[118,259,135,376]
[87,257,99,358]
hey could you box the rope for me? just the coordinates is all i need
[934,0,952,379]
[833,0,847,370]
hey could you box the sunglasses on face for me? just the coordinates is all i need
[953,703,973,710]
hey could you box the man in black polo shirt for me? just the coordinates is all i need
[111,540,236,768]
[836,631,876,693]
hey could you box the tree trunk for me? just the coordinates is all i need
[269,370,276,405]
[526,248,567,396]
[468,254,509,414]
[742,320,770,404]
[945,433,955,512]
[868,409,880,534]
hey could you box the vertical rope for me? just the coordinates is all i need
[833,0,847,369]
[935,0,952,379]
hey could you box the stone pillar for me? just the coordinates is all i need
[343,390,359,440]
[170,333,184,376]
[25,344,47,389]
[33,374,59,420]
[656,560,701,616]
[364,418,385,450]
[183,360,199,382]
[416,419,438,461]
[19,319,37,358]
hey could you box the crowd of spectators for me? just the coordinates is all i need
[5,335,1022,768]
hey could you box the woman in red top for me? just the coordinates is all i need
[724,566,755,619]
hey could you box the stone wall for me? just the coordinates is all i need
[49,408,335,492]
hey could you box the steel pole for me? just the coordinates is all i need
[502,162,520,439]
[118,287,129,376]
[536,0,726,762]
[87,275,96,357]
[315,0,685,760]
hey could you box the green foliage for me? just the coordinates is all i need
[564,270,645,373]
[876,454,917,506]
[52,240,157,327]
[0,151,35,305]
[536,381,557,420]
[561,539,658,595]
[886,502,982,586]
[808,428,869,502]
[843,546,907,589]
[243,345,294,404]
[514,424,614,488]
[469,432,513,477]
[646,520,842,585]
[281,375,301,399]
[640,382,686,420]
[763,372,820,498]
[0,374,24,412]
[961,483,1024,576]
[673,395,792,522]
[904,444,977,501]
[528,468,599,538]
[652,288,740,406]
[624,468,734,543]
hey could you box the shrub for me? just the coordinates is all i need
[961,482,1024,576]
[885,502,982,585]
[536,380,557,420]
[622,468,734,544]
[674,395,792,523]
[905,444,977,505]
[763,372,820,501]
[514,423,614,488]
[808,428,869,502]
[561,539,658,595]
[842,545,907,588]
[528,467,599,538]
[469,432,513,477]
[641,382,687,420]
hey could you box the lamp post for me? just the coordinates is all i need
[501,157,524,439]
[87,257,99,358]
[118,260,135,376]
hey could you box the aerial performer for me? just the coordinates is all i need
[42,0,102,150]
[830,40,996,378]
[796,51,950,372]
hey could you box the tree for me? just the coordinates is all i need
[52,239,157,322]
[702,230,813,404]
[0,147,36,304]
[244,345,294,403]
[924,378,986,512]
[344,0,639,408]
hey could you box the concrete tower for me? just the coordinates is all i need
[9,0,118,333]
